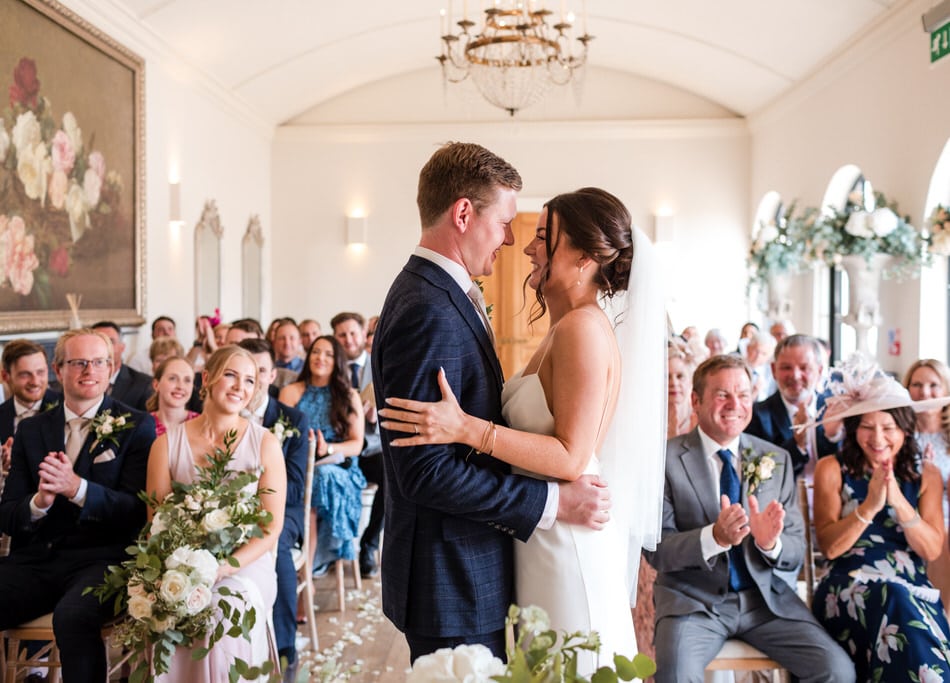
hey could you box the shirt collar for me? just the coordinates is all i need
[253,397,268,419]
[697,426,741,461]
[414,246,474,296]
[779,392,816,420]
[64,396,105,422]
[14,398,42,416]
[349,350,368,368]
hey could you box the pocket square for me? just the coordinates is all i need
[93,449,116,464]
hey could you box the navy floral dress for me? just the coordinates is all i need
[813,460,950,682]
[297,384,366,565]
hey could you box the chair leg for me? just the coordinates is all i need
[352,559,362,592]
[305,574,319,651]
[335,560,346,612]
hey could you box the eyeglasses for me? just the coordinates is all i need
[62,358,111,371]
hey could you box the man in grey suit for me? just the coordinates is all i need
[652,354,853,682]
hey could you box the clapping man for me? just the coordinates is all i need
[0,329,155,683]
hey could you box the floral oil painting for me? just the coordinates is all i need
[0,0,144,332]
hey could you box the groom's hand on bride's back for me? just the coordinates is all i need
[556,475,611,530]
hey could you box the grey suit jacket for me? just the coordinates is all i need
[652,429,812,623]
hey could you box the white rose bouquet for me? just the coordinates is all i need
[408,605,656,683]
[87,430,276,682]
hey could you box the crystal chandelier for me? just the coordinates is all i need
[437,1,593,116]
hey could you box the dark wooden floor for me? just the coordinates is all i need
[295,567,410,682]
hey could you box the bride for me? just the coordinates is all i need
[380,187,666,672]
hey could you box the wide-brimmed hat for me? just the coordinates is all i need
[806,355,950,428]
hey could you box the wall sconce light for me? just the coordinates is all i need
[653,212,675,243]
[169,181,183,227]
[346,214,368,246]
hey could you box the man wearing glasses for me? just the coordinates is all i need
[0,328,156,683]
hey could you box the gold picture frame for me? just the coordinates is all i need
[0,0,145,332]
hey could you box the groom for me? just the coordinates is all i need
[373,142,610,661]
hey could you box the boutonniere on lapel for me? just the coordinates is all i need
[269,413,300,446]
[473,279,493,320]
[90,410,134,450]
[741,447,780,494]
[42,400,60,412]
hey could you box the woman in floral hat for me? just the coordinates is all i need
[812,357,950,681]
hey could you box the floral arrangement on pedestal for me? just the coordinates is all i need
[747,203,817,289]
[806,190,929,280]
[407,605,656,683]
[88,431,277,683]
[926,204,950,257]
[0,57,124,305]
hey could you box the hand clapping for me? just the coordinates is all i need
[713,495,749,547]
[748,494,784,551]
[36,451,80,506]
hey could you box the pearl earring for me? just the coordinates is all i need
[577,265,585,286]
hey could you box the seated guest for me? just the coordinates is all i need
[127,316,177,375]
[903,358,950,611]
[745,334,837,479]
[237,338,309,673]
[744,331,776,401]
[652,354,854,683]
[273,321,304,374]
[0,340,61,470]
[279,336,365,574]
[298,319,322,358]
[735,321,759,355]
[147,357,198,436]
[0,328,155,682]
[148,337,185,375]
[91,321,153,411]
[813,359,950,681]
[704,328,727,357]
[769,319,794,344]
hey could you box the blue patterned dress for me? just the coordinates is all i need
[297,384,366,565]
[813,460,950,682]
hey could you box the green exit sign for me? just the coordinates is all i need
[932,23,950,63]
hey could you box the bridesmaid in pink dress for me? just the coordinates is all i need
[147,356,199,436]
[146,346,287,681]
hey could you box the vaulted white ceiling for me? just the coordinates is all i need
[115,0,899,126]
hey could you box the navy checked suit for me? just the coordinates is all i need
[262,396,310,663]
[0,389,61,444]
[372,256,548,656]
[0,397,155,683]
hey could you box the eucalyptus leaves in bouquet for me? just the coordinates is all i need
[747,203,816,290]
[88,430,277,683]
[408,605,656,683]
[808,190,929,279]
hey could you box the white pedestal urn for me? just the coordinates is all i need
[764,271,793,321]
[839,253,891,357]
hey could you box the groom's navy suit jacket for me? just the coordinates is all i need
[0,397,155,561]
[373,255,548,638]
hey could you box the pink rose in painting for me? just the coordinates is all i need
[51,130,76,174]
[49,245,70,277]
[48,169,68,209]
[87,151,106,180]
[9,58,40,109]
[0,215,39,296]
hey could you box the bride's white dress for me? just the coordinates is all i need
[502,370,637,673]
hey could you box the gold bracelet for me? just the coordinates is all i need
[478,420,494,454]
[485,422,497,456]
[900,510,922,529]
[854,508,873,525]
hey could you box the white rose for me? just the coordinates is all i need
[151,615,177,633]
[128,594,154,621]
[201,508,231,533]
[158,570,190,603]
[519,605,550,634]
[65,182,89,242]
[0,126,9,162]
[869,207,899,237]
[273,423,285,439]
[127,581,145,598]
[62,112,83,156]
[408,644,505,683]
[99,422,113,436]
[844,211,873,238]
[165,546,193,570]
[757,458,776,480]
[187,548,219,585]
[48,169,68,210]
[757,222,779,244]
[184,584,213,615]
[83,167,102,207]
[16,143,50,202]
[183,494,201,511]
[150,512,167,535]
[11,111,41,155]
[114,416,126,427]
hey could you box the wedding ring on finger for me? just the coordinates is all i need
[414,424,419,435]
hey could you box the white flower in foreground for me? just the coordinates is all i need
[128,594,154,621]
[159,570,190,603]
[519,604,550,634]
[844,211,873,238]
[185,584,213,615]
[165,546,194,570]
[201,508,231,533]
[407,644,505,683]
[869,207,899,237]
[187,548,220,585]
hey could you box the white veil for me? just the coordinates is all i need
[599,225,668,604]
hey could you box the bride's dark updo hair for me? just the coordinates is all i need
[529,187,634,322]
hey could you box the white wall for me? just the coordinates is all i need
[749,0,950,372]
[271,119,752,339]
[56,0,274,353]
